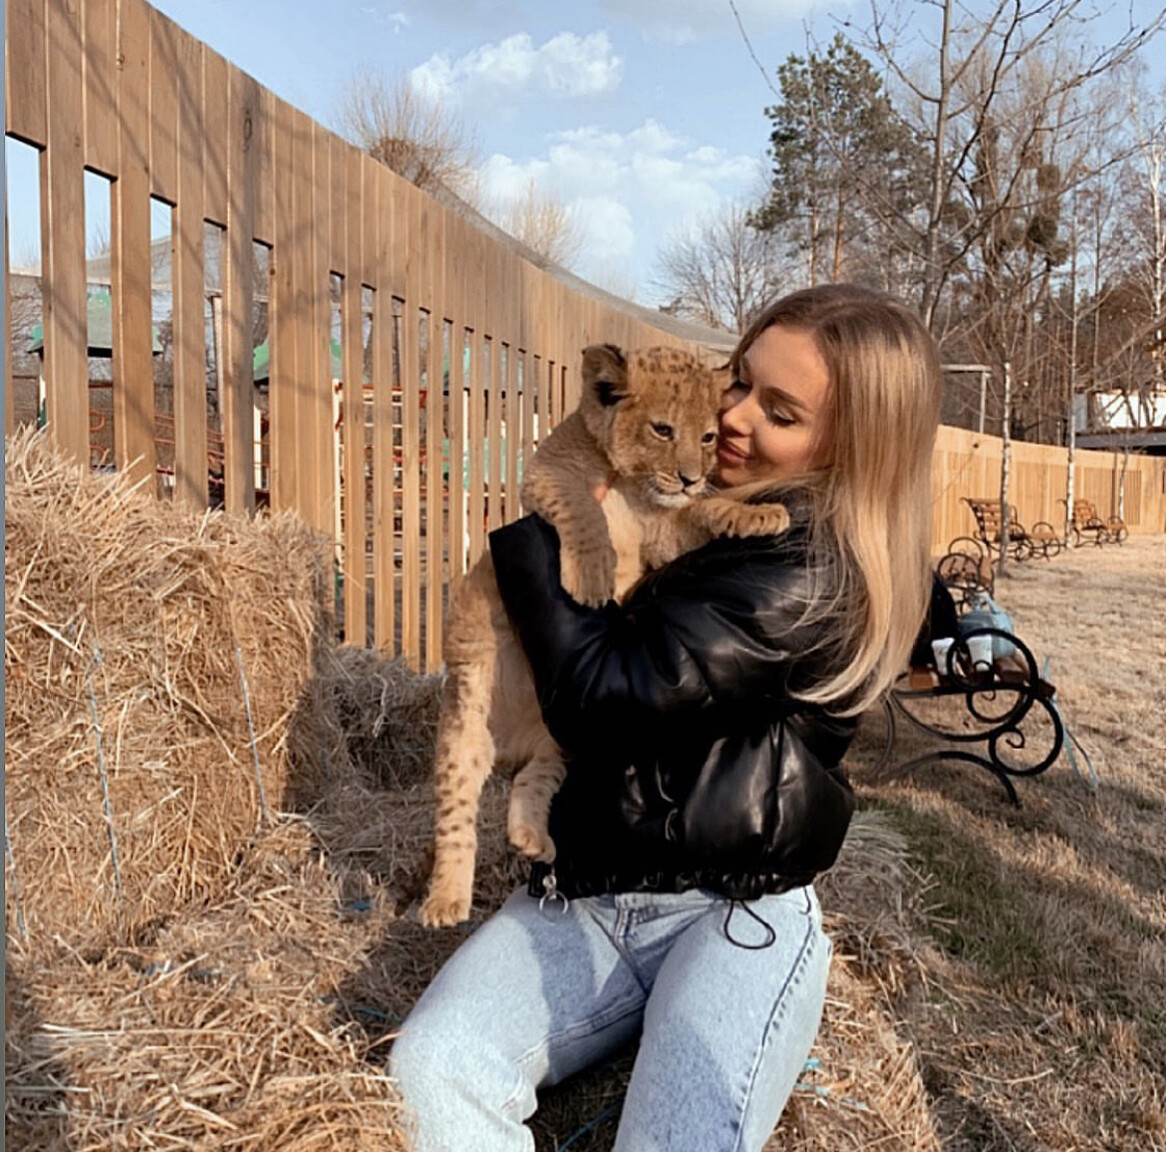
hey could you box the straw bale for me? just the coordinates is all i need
[4,428,333,954]
[6,816,406,1151]
[286,644,444,806]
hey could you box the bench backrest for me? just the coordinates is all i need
[964,498,1015,541]
[1070,499,1100,527]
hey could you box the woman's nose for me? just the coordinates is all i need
[719,389,754,433]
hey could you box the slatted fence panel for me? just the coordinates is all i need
[8,0,1164,671]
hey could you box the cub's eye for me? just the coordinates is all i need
[650,422,675,440]
[700,431,716,446]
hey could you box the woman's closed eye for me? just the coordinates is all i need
[764,405,796,427]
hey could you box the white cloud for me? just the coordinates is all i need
[411,31,623,107]
[573,196,637,259]
[360,5,409,31]
[476,118,763,292]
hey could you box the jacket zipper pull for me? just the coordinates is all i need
[538,869,570,920]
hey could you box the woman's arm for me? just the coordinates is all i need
[488,513,817,756]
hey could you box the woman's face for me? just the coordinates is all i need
[715,324,834,487]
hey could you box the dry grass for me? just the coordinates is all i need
[7,431,1165,1151]
[833,535,1166,1152]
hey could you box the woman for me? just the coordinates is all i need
[390,284,943,1152]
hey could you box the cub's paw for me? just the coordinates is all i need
[418,888,472,928]
[704,498,790,539]
[559,545,616,607]
[508,820,557,863]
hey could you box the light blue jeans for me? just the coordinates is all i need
[389,883,831,1152]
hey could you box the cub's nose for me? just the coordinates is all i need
[679,472,701,489]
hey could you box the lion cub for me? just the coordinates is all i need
[418,344,789,927]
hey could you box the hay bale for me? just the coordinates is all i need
[4,429,333,954]
[286,644,444,806]
[5,817,406,1152]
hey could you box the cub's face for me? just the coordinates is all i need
[580,344,726,508]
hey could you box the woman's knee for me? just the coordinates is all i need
[388,1017,446,1104]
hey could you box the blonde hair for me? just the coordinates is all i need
[729,284,942,715]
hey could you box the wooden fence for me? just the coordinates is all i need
[932,425,1166,553]
[3,0,729,671]
[6,0,1166,672]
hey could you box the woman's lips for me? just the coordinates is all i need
[716,441,749,467]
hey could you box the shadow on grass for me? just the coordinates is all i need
[843,703,1166,1146]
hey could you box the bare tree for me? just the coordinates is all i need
[1126,82,1166,400]
[863,0,1164,329]
[335,72,481,204]
[653,204,784,333]
[491,180,584,269]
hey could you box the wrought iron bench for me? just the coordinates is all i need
[1060,498,1128,547]
[960,497,1062,561]
[873,569,1064,805]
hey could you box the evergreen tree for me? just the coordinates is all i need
[752,33,927,287]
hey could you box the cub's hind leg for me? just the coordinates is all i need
[420,562,503,928]
[420,657,496,927]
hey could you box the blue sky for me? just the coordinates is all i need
[6,0,1165,302]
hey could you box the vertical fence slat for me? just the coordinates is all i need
[171,26,206,506]
[5,237,14,435]
[399,187,422,667]
[268,95,297,513]
[221,66,258,514]
[201,48,228,225]
[252,87,274,248]
[465,224,487,565]
[5,0,47,145]
[446,213,467,580]
[467,330,486,565]
[370,160,395,652]
[425,209,446,671]
[503,257,521,522]
[41,0,89,463]
[341,141,367,647]
[81,0,117,174]
[448,319,466,580]
[148,6,179,204]
[111,0,156,484]
[310,119,334,541]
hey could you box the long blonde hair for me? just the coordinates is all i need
[729,284,942,715]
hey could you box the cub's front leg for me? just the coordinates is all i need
[663,495,791,558]
[519,417,616,607]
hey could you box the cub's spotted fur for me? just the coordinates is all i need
[418,344,789,927]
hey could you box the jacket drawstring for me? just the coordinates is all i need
[722,899,776,950]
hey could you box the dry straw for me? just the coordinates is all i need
[4,428,331,950]
[5,429,943,1151]
[4,431,403,1150]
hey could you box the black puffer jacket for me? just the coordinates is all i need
[488,508,857,901]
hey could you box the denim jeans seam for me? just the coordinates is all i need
[728,895,820,1152]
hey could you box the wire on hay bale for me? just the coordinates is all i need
[4,428,335,954]
[4,431,410,1150]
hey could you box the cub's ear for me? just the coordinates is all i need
[581,343,629,407]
